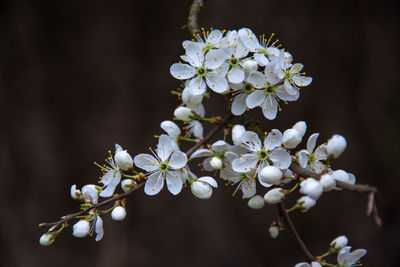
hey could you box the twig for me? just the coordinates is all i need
[278,202,314,262]
[187,0,202,35]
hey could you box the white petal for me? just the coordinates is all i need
[290,63,304,73]
[248,71,268,89]
[238,28,261,52]
[95,216,104,241]
[337,246,352,264]
[232,93,247,115]
[254,52,269,66]
[234,43,249,59]
[160,120,181,139]
[192,121,203,138]
[205,73,228,93]
[170,63,196,80]
[198,176,218,188]
[168,151,188,169]
[157,134,174,162]
[264,63,280,84]
[134,154,159,172]
[246,90,265,109]
[292,75,312,87]
[202,157,215,172]
[232,154,258,172]
[314,144,328,160]
[261,96,278,120]
[166,171,183,195]
[144,171,164,195]
[276,84,299,101]
[307,133,319,152]
[264,129,283,150]
[228,66,245,83]
[297,150,309,168]
[241,131,262,152]
[229,81,244,91]
[99,171,121,197]
[269,149,292,169]
[190,149,212,159]
[205,49,226,69]
[348,249,367,263]
[115,144,123,152]
[187,76,206,96]
[206,29,223,46]
[212,140,230,153]
[241,179,256,198]
[185,43,204,68]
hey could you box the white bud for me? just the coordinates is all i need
[330,235,348,249]
[326,134,347,158]
[72,220,90,238]
[70,184,82,200]
[247,195,265,209]
[232,124,246,145]
[210,156,223,170]
[115,149,133,171]
[259,166,282,185]
[297,196,316,212]
[320,173,336,192]
[269,225,279,239]
[39,233,55,246]
[282,128,302,149]
[111,206,127,221]
[331,170,355,184]
[243,60,258,74]
[121,179,135,192]
[182,88,203,107]
[160,120,181,139]
[264,188,285,204]
[300,178,323,200]
[174,106,193,121]
[292,121,307,138]
[191,177,217,199]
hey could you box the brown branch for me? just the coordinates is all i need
[278,202,314,262]
[187,0,202,35]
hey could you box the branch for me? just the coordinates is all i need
[278,202,314,262]
[187,0,202,35]
[289,160,382,227]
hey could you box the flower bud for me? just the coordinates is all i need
[182,88,203,107]
[297,196,316,212]
[331,170,355,184]
[282,128,301,149]
[115,149,133,171]
[39,233,55,246]
[247,195,265,209]
[70,184,82,200]
[72,220,90,238]
[243,60,258,74]
[174,106,193,121]
[160,120,181,139]
[232,124,246,145]
[330,235,348,249]
[111,206,127,221]
[320,173,336,192]
[292,121,307,138]
[259,166,282,185]
[269,225,279,239]
[121,179,135,192]
[210,156,223,170]
[191,177,217,200]
[264,188,285,204]
[326,134,347,159]
[300,178,323,200]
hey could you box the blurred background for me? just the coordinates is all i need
[1,0,399,266]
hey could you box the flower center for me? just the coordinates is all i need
[264,85,275,94]
[242,83,254,94]
[159,162,169,172]
[260,49,270,60]
[240,173,249,181]
[229,57,239,67]
[196,67,207,77]
[307,153,315,162]
[257,149,269,160]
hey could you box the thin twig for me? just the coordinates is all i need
[187,0,202,35]
[278,202,314,262]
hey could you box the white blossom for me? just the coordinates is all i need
[121,179,136,193]
[114,144,133,171]
[98,147,122,198]
[72,220,90,238]
[190,176,218,199]
[337,246,367,267]
[295,262,322,267]
[134,135,187,195]
[70,184,82,200]
[161,120,181,151]
[330,235,348,249]
[297,133,328,174]
[111,206,126,221]
[269,225,279,239]
[248,195,265,209]
[300,178,323,200]
[326,134,347,159]
[297,196,316,212]
[264,188,285,204]
[182,29,224,52]
[81,184,100,204]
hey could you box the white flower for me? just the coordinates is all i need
[232,124,246,145]
[70,184,82,200]
[190,176,218,199]
[174,106,193,121]
[181,88,203,108]
[326,134,347,159]
[161,120,181,151]
[229,77,256,116]
[81,184,100,204]
[111,206,127,221]
[330,235,348,249]
[114,144,133,171]
[72,220,90,238]
[320,173,337,192]
[182,29,224,52]
[297,196,316,212]
[264,188,285,204]
[331,170,356,184]
[134,135,187,195]
[246,63,299,120]
[190,140,236,172]
[243,59,258,74]
[292,121,307,138]
[98,148,122,198]
[170,43,228,95]
[248,195,265,209]
[39,233,55,246]
[238,28,280,66]
[297,133,328,174]
[295,262,322,267]
[259,166,282,185]
[269,225,279,239]
[232,130,291,187]
[121,179,136,193]
[337,246,367,267]
[300,178,323,200]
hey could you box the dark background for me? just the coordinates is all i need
[0,0,399,266]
